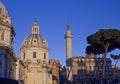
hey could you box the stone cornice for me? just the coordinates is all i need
[0,21,16,36]
[0,21,12,28]
[0,46,17,61]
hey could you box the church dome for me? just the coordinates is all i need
[0,2,11,24]
[21,22,48,49]
[0,2,9,17]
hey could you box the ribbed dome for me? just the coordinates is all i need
[21,22,48,49]
[22,34,48,49]
[0,2,8,17]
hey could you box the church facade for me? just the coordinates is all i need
[0,1,62,84]
[0,1,17,80]
[20,22,52,84]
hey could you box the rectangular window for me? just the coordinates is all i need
[23,52,25,59]
[33,52,36,58]
[44,53,46,59]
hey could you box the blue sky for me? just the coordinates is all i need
[2,0,120,66]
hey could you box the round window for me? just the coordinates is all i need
[34,40,37,43]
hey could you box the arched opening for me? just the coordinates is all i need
[34,28,36,32]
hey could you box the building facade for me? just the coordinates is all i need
[0,1,17,80]
[16,57,25,84]
[112,65,120,82]
[49,59,61,84]
[72,55,113,84]
[0,2,61,84]
[20,22,52,84]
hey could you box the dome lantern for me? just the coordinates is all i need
[32,22,39,34]
[21,22,48,49]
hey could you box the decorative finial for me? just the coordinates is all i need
[34,20,38,25]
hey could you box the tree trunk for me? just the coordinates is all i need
[102,47,108,79]
[94,57,101,78]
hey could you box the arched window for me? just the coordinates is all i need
[34,28,37,32]
[33,52,36,58]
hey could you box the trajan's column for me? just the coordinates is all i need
[64,25,73,81]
